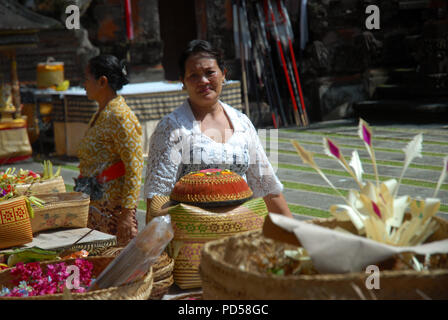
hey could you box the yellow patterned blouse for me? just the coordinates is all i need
[78,95,143,209]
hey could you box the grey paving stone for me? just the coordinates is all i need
[282,188,339,212]
[272,141,447,167]
[274,153,445,184]
[277,169,448,206]
[314,126,448,142]
[300,122,448,135]
[136,209,146,232]
[274,135,448,155]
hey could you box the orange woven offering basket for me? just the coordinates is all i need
[0,196,33,249]
[170,169,253,208]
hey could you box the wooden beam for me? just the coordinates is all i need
[195,0,207,40]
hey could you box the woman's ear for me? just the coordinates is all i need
[99,75,108,88]
[179,76,185,90]
[223,68,227,81]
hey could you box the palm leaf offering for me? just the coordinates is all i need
[41,160,62,181]
[290,118,446,248]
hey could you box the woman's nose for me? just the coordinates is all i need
[198,75,210,84]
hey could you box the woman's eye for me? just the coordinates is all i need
[188,74,200,81]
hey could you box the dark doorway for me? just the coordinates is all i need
[158,1,198,81]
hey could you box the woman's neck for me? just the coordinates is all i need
[189,99,222,120]
[97,89,118,111]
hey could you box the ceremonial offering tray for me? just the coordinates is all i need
[200,226,448,300]
[30,192,90,234]
[170,169,253,207]
[0,256,153,300]
[5,161,66,195]
[200,119,448,300]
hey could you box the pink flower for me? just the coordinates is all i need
[4,259,94,297]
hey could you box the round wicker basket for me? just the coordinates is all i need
[200,227,448,300]
[152,252,175,282]
[149,252,175,300]
[0,256,153,300]
[150,275,174,300]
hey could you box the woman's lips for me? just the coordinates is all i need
[198,87,212,94]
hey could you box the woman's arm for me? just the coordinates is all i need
[263,193,293,218]
[144,117,181,223]
[242,112,291,217]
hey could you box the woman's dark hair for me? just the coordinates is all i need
[88,54,129,91]
[178,40,224,78]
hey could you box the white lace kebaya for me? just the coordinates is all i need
[144,100,283,199]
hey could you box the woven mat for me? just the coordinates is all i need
[0,228,117,253]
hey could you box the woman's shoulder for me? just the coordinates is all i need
[154,100,193,132]
[106,96,136,120]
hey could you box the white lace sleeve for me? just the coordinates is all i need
[144,118,180,199]
[244,117,284,198]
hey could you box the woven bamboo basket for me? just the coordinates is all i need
[0,196,33,249]
[148,196,268,289]
[30,192,90,234]
[200,217,448,300]
[152,252,175,281]
[15,176,66,195]
[150,275,174,300]
[0,256,153,300]
[149,252,175,300]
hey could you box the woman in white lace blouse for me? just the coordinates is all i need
[144,40,292,218]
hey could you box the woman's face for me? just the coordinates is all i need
[83,65,101,101]
[181,53,226,109]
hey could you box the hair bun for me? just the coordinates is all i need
[119,60,128,76]
[119,60,130,86]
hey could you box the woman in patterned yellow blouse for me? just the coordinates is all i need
[76,54,144,246]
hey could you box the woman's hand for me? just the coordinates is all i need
[263,193,293,218]
[117,207,138,246]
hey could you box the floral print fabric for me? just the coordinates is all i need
[78,95,143,209]
[144,100,283,199]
